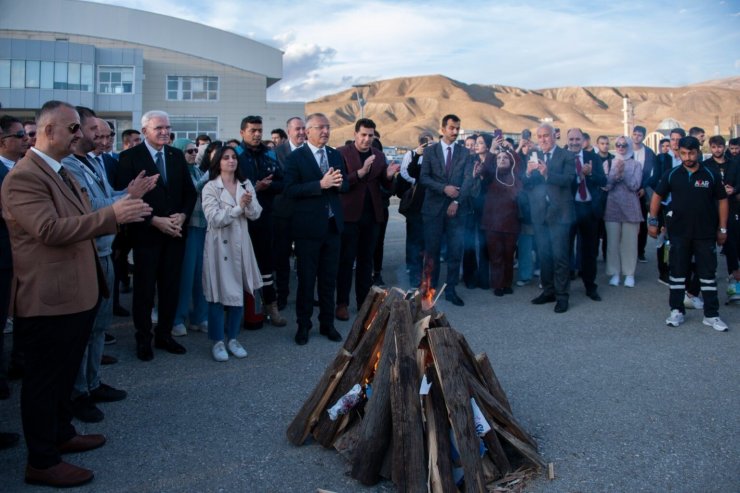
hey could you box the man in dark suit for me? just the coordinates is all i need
[420,114,474,306]
[2,100,151,487]
[566,128,606,301]
[115,110,197,361]
[632,125,657,263]
[335,119,399,320]
[525,123,577,313]
[273,117,306,310]
[284,113,348,345]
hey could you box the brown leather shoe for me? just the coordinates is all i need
[335,304,349,321]
[58,434,106,454]
[25,461,94,487]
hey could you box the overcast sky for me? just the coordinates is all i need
[94,0,740,102]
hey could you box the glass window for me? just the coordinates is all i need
[54,61,67,89]
[40,61,54,89]
[11,60,25,88]
[25,61,40,88]
[97,66,134,94]
[166,76,219,101]
[68,62,80,91]
[80,64,93,92]
[0,60,10,88]
[169,116,218,140]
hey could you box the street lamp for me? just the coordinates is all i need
[352,84,370,120]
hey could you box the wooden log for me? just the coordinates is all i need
[480,428,511,477]
[427,327,486,493]
[489,420,546,470]
[424,367,457,493]
[311,288,405,447]
[389,301,427,492]
[466,375,537,450]
[475,353,512,414]
[344,286,386,353]
[333,416,361,461]
[349,300,401,485]
[286,349,352,445]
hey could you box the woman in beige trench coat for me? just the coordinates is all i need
[201,145,263,361]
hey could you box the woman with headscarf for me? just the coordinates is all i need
[604,135,643,288]
[171,138,210,336]
[476,137,523,296]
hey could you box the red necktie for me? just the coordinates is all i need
[445,146,452,176]
[575,155,587,200]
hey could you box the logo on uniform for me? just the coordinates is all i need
[694,180,710,188]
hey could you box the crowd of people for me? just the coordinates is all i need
[0,100,737,486]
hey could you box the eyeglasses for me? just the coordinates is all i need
[1,130,27,140]
[185,148,198,155]
[55,123,81,134]
[615,143,628,148]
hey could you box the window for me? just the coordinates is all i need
[40,61,54,89]
[54,61,67,89]
[10,60,25,88]
[25,61,40,88]
[98,66,134,94]
[169,116,218,141]
[166,76,219,101]
[0,60,9,88]
[0,59,93,91]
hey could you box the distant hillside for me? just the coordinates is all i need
[306,75,740,147]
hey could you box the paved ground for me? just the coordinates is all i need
[1,205,738,492]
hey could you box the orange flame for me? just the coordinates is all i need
[420,259,435,311]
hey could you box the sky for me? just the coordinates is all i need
[92,0,740,102]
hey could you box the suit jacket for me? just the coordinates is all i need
[0,164,12,269]
[337,144,392,223]
[420,142,474,217]
[114,143,197,246]
[572,149,607,217]
[272,141,299,219]
[1,150,117,317]
[236,142,283,218]
[284,144,348,239]
[523,146,576,225]
[639,145,657,192]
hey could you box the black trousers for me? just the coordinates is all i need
[422,212,464,289]
[373,207,389,275]
[273,215,293,304]
[724,210,740,275]
[337,210,379,308]
[295,220,340,329]
[405,212,424,286]
[250,216,277,305]
[18,305,97,468]
[668,237,719,317]
[570,202,600,293]
[112,231,132,307]
[132,236,185,344]
[462,209,490,288]
[534,222,571,300]
[0,267,11,379]
[638,196,648,258]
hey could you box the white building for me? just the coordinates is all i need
[0,0,304,146]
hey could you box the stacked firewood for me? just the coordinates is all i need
[287,287,545,492]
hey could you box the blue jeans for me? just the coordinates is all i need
[73,254,113,397]
[208,303,244,342]
[174,226,207,326]
[517,232,535,281]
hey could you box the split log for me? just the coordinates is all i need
[424,367,457,493]
[480,428,511,477]
[311,288,405,447]
[344,286,386,353]
[475,353,512,414]
[427,327,486,493]
[389,301,427,492]
[489,420,546,470]
[349,300,401,485]
[286,349,352,445]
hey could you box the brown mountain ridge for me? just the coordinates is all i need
[306,75,740,147]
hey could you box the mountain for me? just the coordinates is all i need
[306,75,740,147]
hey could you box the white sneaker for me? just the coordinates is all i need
[190,321,209,333]
[665,309,685,327]
[171,323,187,337]
[624,276,635,288]
[684,294,704,310]
[702,317,728,332]
[227,339,248,358]
[609,275,620,286]
[211,341,228,362]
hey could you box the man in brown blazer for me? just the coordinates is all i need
[1,100,151,487]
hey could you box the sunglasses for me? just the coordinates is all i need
[55,123,81,134]
[1,130,27,140]
[615,143,628,148]
[27,131,36,138]
[185,148,198,155]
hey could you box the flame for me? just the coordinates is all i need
[364,351,383,386]
[420,258,435,310]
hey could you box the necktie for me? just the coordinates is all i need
[545,152,551,165]
[155,151,167,185]
[58,167,81,202]
[575,155,587,200]
[317,148,329,174]
[445,146,452,176]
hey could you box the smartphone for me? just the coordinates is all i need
[493,129,503,140]
[419,137,429,146]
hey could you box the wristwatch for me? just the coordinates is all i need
[647,217,659,227]
[719,228,727,234]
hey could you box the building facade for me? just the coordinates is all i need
[0,0,304,148]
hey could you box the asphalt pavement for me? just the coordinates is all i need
[1,204,738,492]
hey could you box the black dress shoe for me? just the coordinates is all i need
[113,305,130,317]
[493,288,504,297]
[320,326,342,342]
[554,299,569,313]
[154,336,187,355]
[104,332,116,345]
[445,290,465,306]
[90,383,127,403]
[465,280,477,290]
[531,293,557,305]
[100,354,118,365]
[136,343,154,362]
[294,326,309,346]
[586,290,602,301]
[71,395,104,423]
[0,431,19,449]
